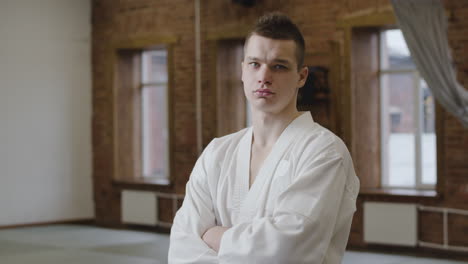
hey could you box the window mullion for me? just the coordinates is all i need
[379,69,417,74]
[141,85,149,177]
[141,81,167,86]
[380,72,389,187]
[379,31,389,188]
[414,72,423,189]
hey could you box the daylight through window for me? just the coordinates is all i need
[380,29,436,189]
[141,49,169,182]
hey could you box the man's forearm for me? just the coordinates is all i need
[202,226,230,252]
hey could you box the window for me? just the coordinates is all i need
[379,29,436,189]
[141,49,170,182]
[114,45,172,185]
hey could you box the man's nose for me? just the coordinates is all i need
[258,65,272,85]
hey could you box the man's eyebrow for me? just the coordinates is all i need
[272,58,292,65]
[246,56,292,65]
[246,56,259,61]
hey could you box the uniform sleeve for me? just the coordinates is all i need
[168,142,219,264]
[217,154,353,264]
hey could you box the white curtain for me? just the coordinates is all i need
[391,0,468,127]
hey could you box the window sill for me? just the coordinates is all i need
[113,177,173,192]
[359,188,440,199]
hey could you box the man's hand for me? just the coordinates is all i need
[202,226,229,252]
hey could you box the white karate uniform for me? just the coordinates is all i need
[168,112,360,264]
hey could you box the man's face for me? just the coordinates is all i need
[242,34,308,115]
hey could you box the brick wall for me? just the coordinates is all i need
[92,0,468,254]
[92,0,198,226]
[445,0,468,209]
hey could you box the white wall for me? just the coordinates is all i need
[0,0,93,226]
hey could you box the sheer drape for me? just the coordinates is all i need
[391,0,468,127]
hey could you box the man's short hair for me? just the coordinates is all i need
[245,12,305,70]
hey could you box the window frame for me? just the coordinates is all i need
[379,29,437,191]
[380,69,436,190]
[337,9,444,197]
[111,36,177,187]
[140,48,171,183]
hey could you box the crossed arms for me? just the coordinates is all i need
[168,143,353,264]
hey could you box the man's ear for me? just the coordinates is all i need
[298,66,308,88]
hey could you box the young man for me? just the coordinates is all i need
[169,13,359,264]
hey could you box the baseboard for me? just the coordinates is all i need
[347,244,468,262]
[0,218,95,230]
[123,223,171,234]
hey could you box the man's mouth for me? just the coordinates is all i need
[254,89,274,96]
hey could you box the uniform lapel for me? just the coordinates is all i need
[238,112,312,219]
[233,127,252,219]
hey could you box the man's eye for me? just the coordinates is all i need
[249,62,260,67]
[273,64,287,70]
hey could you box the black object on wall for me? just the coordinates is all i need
[297,66,330,108]
[232,0,256,7]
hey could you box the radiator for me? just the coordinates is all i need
[364,202,417,246]
[121,190,157,225]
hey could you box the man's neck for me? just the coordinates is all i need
[251,109,302,149]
